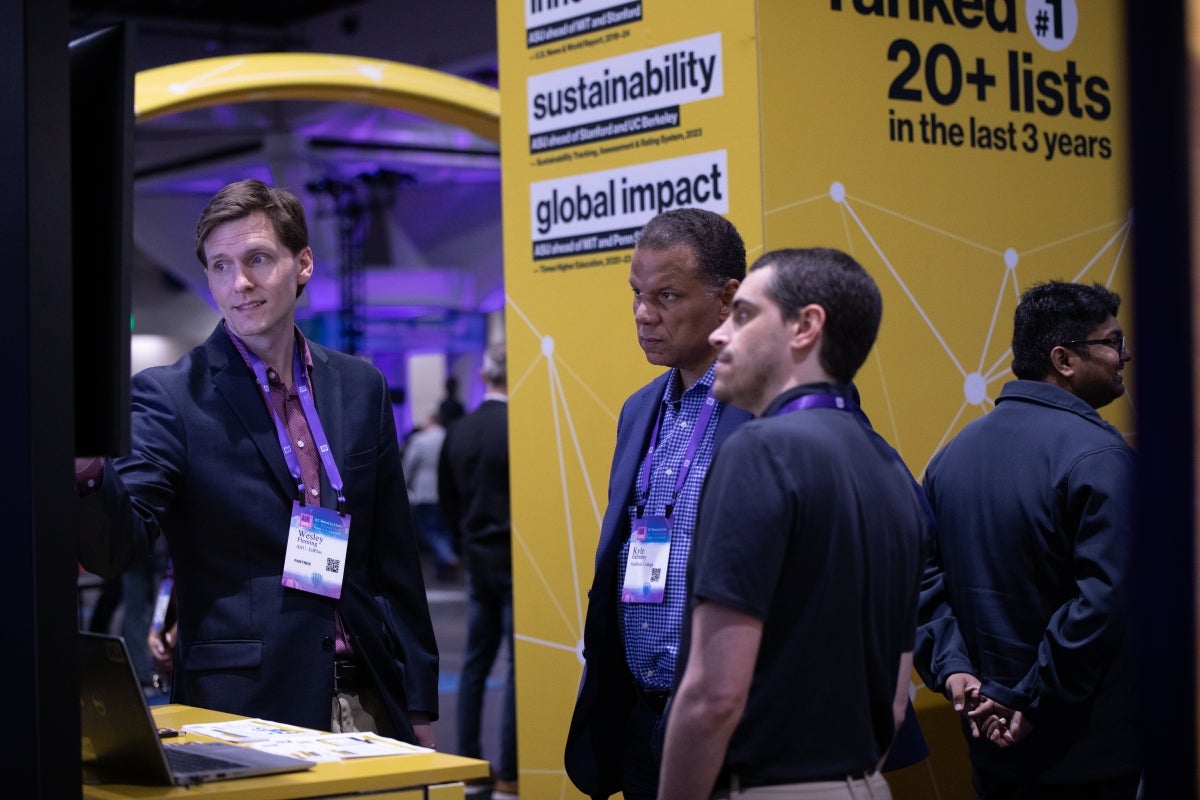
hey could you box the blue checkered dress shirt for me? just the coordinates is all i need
[618,363,722,692]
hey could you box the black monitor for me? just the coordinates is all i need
[69,23,133,456]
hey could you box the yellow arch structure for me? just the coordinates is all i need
[134,52,500,142]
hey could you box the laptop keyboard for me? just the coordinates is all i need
[164,745,247,773]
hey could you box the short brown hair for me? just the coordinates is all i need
[194,178,309,266]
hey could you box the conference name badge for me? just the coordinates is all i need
[621,516,671,604]
[282,501,350,600]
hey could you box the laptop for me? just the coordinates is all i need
[79,631,316,786]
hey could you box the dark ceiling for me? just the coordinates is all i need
[69,0,365,28]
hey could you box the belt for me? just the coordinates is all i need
[333,658,363,693]
[714,771,881,794]
[636,686,670,715]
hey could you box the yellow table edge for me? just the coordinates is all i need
[82,704,491,800]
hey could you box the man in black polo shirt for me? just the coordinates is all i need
[659,247,929,799]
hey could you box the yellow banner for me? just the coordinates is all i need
[758,0,1131,476]
[499,2,1129,797]
[498,3,762,796]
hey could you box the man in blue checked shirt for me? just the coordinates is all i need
[564,208,750,800]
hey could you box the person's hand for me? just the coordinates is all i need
[978,707,1034,748]
[147,622,175,686]
[944,672,983,735]
[409,712,435,749]
[968,696,1008,739]
[969,697,1034,748]
[944,672,981,713]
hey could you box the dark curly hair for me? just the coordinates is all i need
[634,208,746,288]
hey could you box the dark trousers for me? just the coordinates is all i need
[973,767,1141,800]
[411,503,458,567]
[456,565,516,781]
[620,688,668,800]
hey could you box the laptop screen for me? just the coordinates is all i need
[79,631,314,786]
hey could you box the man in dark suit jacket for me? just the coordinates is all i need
[438,343,517,799]
[75,179,438,745]
[564,209,750,800]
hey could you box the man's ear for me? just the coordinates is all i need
[1049,344,1076,378]
[717,278,740,317]
[293,247,315,298]
[792,304,825,351]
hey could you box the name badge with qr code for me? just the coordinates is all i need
[282,501,351,599]
[621,516,671,604]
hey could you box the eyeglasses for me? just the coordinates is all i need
[1060,334,1125,354]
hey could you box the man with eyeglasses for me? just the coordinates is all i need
[914,280,1141,799]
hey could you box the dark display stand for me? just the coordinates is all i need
[3,0,80,796]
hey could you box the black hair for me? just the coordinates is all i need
[1011,281,1121,380]
[634,208,746,287]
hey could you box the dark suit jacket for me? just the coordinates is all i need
[564,371,752,798]
[437,397,510,573]
[78,324,438,740]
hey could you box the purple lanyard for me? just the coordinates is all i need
[247,343,347,513]
[637,389,718,519]
[774,392,856,416]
